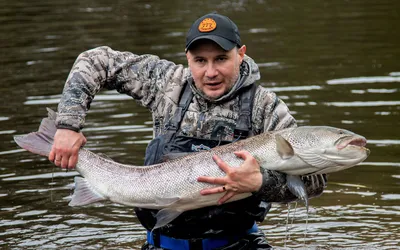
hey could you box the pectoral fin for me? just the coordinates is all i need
[276,134,294,160]
[154,209,183,229]
[69,176,107,206]
[155,196,180,206]
[286,175,309,212]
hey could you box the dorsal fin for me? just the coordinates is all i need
[98,153,114,161]
[161,152,191,162]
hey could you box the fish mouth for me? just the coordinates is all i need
[348,138,367,147]
[336,136,368,150]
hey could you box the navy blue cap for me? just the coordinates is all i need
[186,13,241,51]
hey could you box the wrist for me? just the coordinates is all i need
[56,125,81,133]
[252,167,265,195]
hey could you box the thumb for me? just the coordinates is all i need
[81,134,87,146]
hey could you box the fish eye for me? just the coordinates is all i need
[338,130,344,135]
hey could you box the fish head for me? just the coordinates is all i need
[286,126,370,174]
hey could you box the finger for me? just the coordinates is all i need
[49,150,55,162]
[81,136,87,147]
[197,176,226,185]
[234,150,252,160]
[53,148,62,162]
[60,156,69,169]
[235,151,259,167]
[55,156,62,162]
[218,191,236,204]
[212,155,231,173]
[68,154,78,169]
[200,185,226,195]
[54,158,61,167]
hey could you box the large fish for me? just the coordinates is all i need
[14,109,369,229]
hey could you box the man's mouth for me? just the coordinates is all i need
[205,82,222,86]
[205,82,223,89]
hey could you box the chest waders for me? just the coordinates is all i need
[138,83,272,250]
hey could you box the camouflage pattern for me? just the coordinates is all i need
[57,46,297,140]
[56,46,325,205]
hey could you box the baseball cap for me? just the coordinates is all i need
[185,13,241,52]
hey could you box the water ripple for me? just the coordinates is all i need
[15,210,48,217]
[368,139,400,145]
[359,162,400,167]
[325,101,400,107]
[327,76,400,85]
[0,130,16,135]
[24,94,132,105]
[267,85,322,92]
[0,149,25,156]
[352,88,398,94]
[2,171,79,181]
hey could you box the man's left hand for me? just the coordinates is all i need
[197,150,263,205]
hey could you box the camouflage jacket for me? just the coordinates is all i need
[57,46,296,138]
[57,46,325,202]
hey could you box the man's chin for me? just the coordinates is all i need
[204,91,224,100]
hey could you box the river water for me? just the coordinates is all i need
[1,0,399,249]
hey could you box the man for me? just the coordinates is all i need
[49,13,326,249]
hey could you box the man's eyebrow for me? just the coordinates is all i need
[191,53,229,58]
[192,55,205,59]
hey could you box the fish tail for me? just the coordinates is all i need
[13,108,58,157]
[286,175,309,212]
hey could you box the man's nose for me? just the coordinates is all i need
[205,63,218,78]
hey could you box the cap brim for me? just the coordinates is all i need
[186,35,236,51]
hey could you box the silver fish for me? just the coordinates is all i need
[14,109,370,229]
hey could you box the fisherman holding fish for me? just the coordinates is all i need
[47,13,328,249]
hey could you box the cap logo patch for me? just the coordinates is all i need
[198,18,217,32]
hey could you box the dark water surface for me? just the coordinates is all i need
[1,0,399,249]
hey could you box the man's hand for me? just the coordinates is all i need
[197,150,263,205]
[48,129,87,169]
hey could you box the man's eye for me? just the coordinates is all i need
[195,59,205,63]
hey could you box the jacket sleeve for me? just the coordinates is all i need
[252,87,327,202]
[254,170,327,203]
[56,46,186,132]
[253,88,297,132]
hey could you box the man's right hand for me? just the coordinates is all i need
[48,129,87,169]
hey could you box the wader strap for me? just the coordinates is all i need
[151,230,161,247]
[166,82,256,141]
[163,82,193,143]
[167,82,193,133]
[147,223,258,250]
[234,84,257,139]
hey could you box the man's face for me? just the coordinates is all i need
[186,40,246,100]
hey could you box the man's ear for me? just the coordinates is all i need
[186,51,191,67]
[238,45,246,63]
[186,51,190,61]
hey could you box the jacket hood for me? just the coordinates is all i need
[188,55,260,103]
